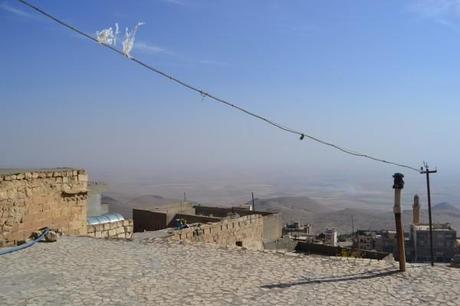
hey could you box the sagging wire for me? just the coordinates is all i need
[16,0,421,173]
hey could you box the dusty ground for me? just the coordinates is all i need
[1,235,459,305]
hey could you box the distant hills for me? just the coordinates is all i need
[103,194,183,218]
[105,192,460,235]
[251,196,460,234]
[432,202,460,216]
[252,196,332,215]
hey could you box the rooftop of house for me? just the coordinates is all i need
[356,230,377,236]
[412,223,455,231]
[1,235,459,304]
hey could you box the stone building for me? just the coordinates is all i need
[0,168,136,247]
[407,223,457,262]
[283,222,311,235]
[375,230,396,254]
[353,230,398,254]
[405,194,457,262]
[354,195,457,263]
[0,168,88,247]
[354,230,376,250]
[324,228,337,247]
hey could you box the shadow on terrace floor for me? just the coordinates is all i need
[261,268,400,289]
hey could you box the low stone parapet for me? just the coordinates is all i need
[87,219,133,239]
[169,214,264,250]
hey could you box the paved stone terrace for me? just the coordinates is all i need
[0,235,459,305]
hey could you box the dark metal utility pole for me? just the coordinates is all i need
[393,173,406,272]
[420,163,437,267]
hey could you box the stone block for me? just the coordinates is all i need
[7,189,17,198]
[17,192,26,200]
[44,230,58,242]
[87,226,95,234]
[24,187,33,197]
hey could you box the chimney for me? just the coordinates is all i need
[413,194,421,225]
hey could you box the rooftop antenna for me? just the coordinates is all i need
[180,192,187,213]
[351,215,355,235]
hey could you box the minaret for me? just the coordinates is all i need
[413,194,421,225]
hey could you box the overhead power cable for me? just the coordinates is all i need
[17,0,420,173]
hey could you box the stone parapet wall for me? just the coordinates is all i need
[0,169,88,247]
[87,220,133,239]
[262,213,282,243]
[170,214,264,250]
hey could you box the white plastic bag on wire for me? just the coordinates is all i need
[122,22,144,57]
[96,23,119,46]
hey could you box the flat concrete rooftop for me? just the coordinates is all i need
[1,235,459,305]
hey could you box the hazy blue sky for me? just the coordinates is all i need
[1,0,459,200]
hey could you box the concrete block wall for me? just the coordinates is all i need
[0,169,88,247]
[261,213,282,243]
[87,220,133,239]
[133,209,168,232]
[170,214,264,250]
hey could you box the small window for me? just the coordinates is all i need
[236,241,243,247]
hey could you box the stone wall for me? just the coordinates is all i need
[87,220,133,239]
[261,213,282,243]
[194,206,282,244]
[0,169,88,247]
[195,206,271,218]
[170,214,264,250]
[166,214,221,228]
